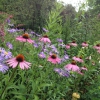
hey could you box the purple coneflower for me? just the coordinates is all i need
[48,54,61,64]
[39,35,51,43]
[6,54,31,70]
[72,56,84,63]
[64,61,80,72]
[81,42,88,47]
[93,44,100,50]
[70,41,77,47]
[16,33,34,44]
[66,44,70,49]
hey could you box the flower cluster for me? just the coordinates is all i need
[0,47,12,73]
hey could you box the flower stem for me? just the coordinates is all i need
[0,67,17,99]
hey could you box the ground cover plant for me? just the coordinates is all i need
[0,1,100,100]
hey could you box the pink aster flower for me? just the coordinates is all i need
[81,42,88,47]
[70,41,77,47]
[47,54,61,64]
[64,61,80,72]
[65,44,70,49]
[6,54,31,70]
[93,44,100,50]
[16,33,34,44]
[72,56,84,63]
[39,35,51,43]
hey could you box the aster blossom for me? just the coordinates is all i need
[0,63,9,73]
[54,68,70,77]
[6,42,13,49]
[42,28,49,32]
[6,54,31,70]
[38,52,46,58]
[1,50,12,59]
[16,33,34,44]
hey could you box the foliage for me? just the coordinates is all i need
[44,2,63,39]
[0,0,100,100]
[0,0,56,32]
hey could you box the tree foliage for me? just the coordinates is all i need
[0,0,56,32]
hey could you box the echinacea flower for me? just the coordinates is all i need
[64,61,80,72]
[16,33,34,44]
[6,54,31,70]
[72,56,84,63]
[70,41,77,47]
[39,35,51,43]
[81,42,88,47]
[78,66,88,75]
[0,63,9,73]
[66,44,70,49]
[48,54,61,64]
[93,44,100,50]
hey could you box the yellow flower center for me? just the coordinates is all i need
[4,52,8,55]
[72,93,80,99]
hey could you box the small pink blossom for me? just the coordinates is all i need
[39,35,51,43]
[72,56,84,63]
[6,54,31,70]
[16,33,34,44]
[64,61,80,72]
[70,41,77,47]
[48,54,61,64]
[81,42,88,47]
[81,67,87,71]
[79,66,88,75]
[93,44,100,50]
[65,44,70,49]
